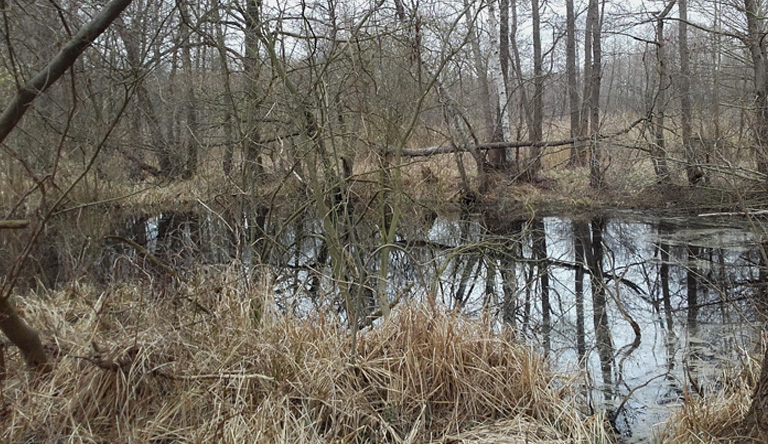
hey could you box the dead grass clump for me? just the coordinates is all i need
[655,346,764,443]
[1,274,611,443]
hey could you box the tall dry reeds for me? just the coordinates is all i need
[655,340,767,444]
[0,270,612,443]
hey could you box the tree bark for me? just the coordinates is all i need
[587,0,604,189]
[573,222,587,360]
[487,0,510,168]
[243,0,264,183]
[0,0,134,372]
[531,218,550,355]
[580,0,594,150]
[498,0,512,167]
[744,0,768,177]
[528,0,544,178]
[211,0,238,176]
[652,3,674,184]
[178,0,200,179]
[587,217,613,392]
[463,0,496,157]
[679,0,703,184]
[509,0,533,170]
[565,0,582,167]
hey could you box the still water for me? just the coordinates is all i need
[9,207,766,442]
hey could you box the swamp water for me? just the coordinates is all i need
[5,207,767,442]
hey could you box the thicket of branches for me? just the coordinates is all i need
[2,0,768,200]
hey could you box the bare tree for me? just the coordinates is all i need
[586,0,604,188]
[487,0,511,169]
[178,0,200,179]
[744,0,768,177]
[498,0,512,170]
[679,0,703,184]
[241,0,265,185]
[508,0,533,172]
[565,0,583,167]
[651,2,674,184]
[527,0,544,179]
[463,0,498,165]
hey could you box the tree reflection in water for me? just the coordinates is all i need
[102,210,764,441]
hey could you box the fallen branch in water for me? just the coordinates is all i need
[388,118,645,157]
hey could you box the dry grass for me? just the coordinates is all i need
[1,270,613,443]
[654,342,766,444]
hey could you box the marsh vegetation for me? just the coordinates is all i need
[3,0,768,442]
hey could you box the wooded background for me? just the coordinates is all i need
[2,0,767,199]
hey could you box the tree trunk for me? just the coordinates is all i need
[652,3,674,184]
[179,0,200,179]
[487,0,510,168]
[587,217,613,392]
[711,2,723,150]
[679,0,703,184]
[532,218,550,356]
[243,0,263,184]
[565,0,582,167]
[579,0,594,166]
[463,0,497,159]
[587,0,604,189]
[212,0,237,177]
[744,0,768,177]
[685,246,701,390]
[573,221,587,360]
[116,18,177,178]
[508,0,533,173]
[528,0,544,178]
[0,297,48,371]
[498,0,512,167]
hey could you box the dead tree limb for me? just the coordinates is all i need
[390,118,645,157]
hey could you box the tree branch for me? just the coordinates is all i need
[390,118,646,157]
[0,0,134,145]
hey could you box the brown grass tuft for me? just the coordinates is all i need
[655,342,766,443]
[1,271,612,443]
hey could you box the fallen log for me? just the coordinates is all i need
[389,118,645,157]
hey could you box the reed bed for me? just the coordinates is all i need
[1,271,612,443]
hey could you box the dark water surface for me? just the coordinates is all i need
[4,206,766,442]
